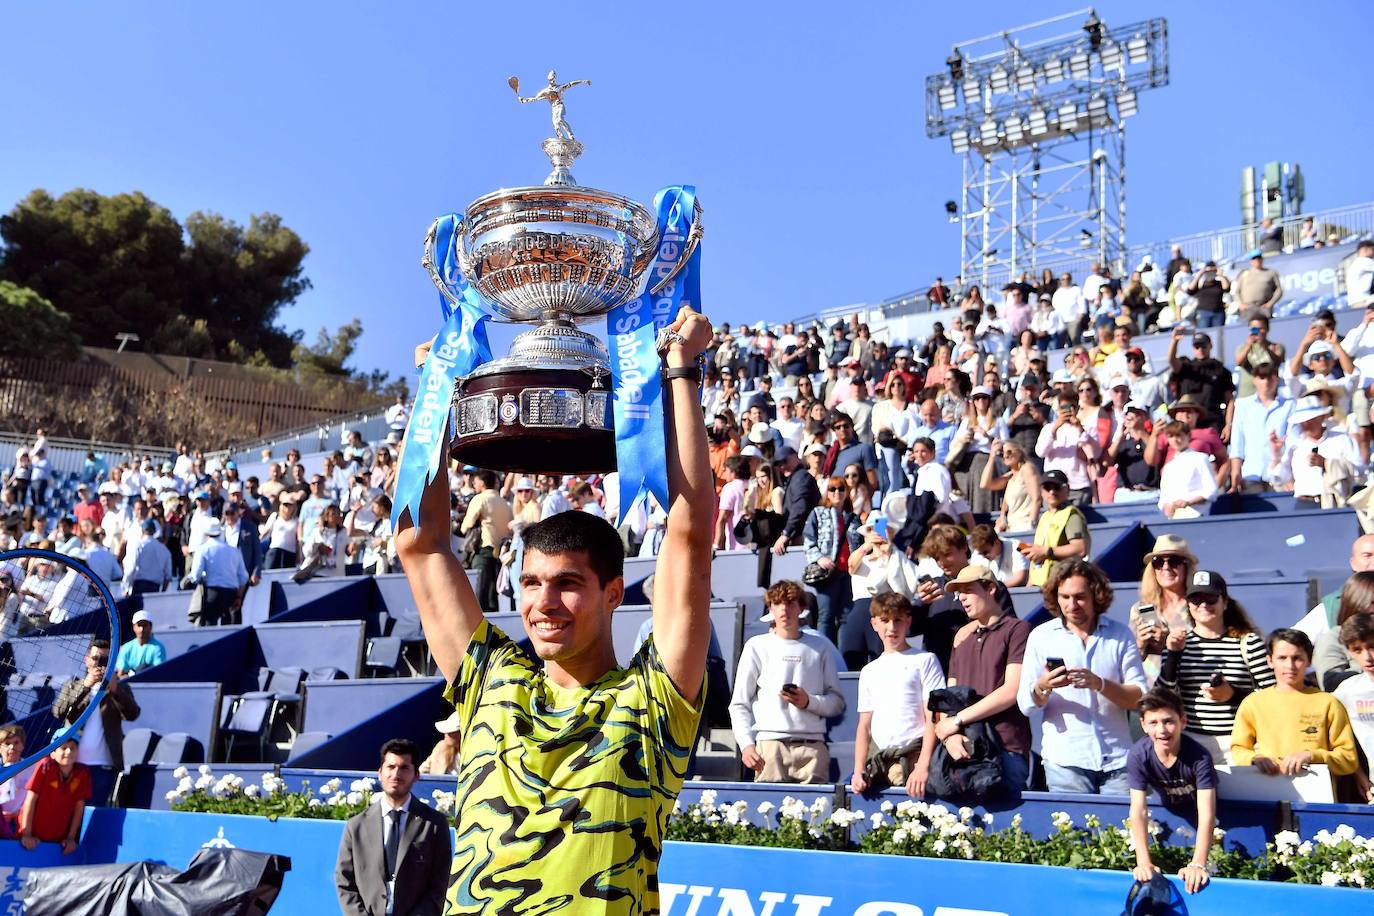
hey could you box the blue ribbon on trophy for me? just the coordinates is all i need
[606,184,701,525]
[392,214,494,528]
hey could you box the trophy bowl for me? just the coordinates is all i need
[424,75,701,476]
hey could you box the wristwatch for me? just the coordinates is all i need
[953,714,965,730]
[661,366,702,383]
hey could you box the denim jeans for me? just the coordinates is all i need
[999,750,1030,791]
[814,573,853,646]
[1195,309,1226,328]
[1043,760,1130,795]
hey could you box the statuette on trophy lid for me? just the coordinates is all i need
[420,74,702,475]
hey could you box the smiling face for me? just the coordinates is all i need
[1141,706,1183,752]
[519,549,622,669]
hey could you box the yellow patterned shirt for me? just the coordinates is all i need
[442,619,702,915]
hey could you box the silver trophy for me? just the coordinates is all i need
[422,71,702,474]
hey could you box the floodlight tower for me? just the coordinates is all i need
[926,10,1168,290]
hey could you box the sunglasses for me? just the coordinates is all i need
[828,486,847,492]
[844,472,861,478]
[1187,593,1221,606]
[1151,556,1185,569]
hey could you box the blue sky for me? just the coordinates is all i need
[3,1,1371,382]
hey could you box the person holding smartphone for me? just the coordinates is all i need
[1018,560,1148,794]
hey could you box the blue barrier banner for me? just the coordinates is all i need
[392,214,494,528]
[2,809,1368,915]
[606,185,700,525]
[1266,240,1358,298]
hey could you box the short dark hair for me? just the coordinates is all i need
[870,592,913,619]
[89,638,111,653]
[1340,613,1374,649]
[1266,627,1314,659]
[522,511,625,587]
[476,469,499,490]
[1138,685,1185,719]
[379,738,421,768]
[968,524,999,556]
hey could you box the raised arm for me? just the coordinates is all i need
[393,343,483,684]
[653,307,717,704]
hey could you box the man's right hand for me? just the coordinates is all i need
[1038,666,1070,694]
[19,835,38,851]
[915,580,943,605]
[741,745,765,773]
[771,535,789,557]
[1252,755,1280,775]
[850,771,869,794]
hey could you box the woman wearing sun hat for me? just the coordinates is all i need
[1130,534,1200,684]
[419,711,462,776]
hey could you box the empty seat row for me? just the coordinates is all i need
[122,728,205,766]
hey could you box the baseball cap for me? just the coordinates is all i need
[161,462,173,471]
[1124,400,1150,415]
[970,385,993,399]
[1108,375,1130,390]
[98,482,120,495]
[141,518,158,534]
[1186,569,1227,600]
[838,356,859,367]
[1051,369,1074,385]
[193,490,210,501]
[131,610,152,625]
[514,477,535,491]
[225,461,237,470]
[944,564,997,592]
[1041,469,1069,489]
[739,445,765,459]
[1191,332,1212,348]
[434,711,463,734]
[1247,248,1263,259]
[204,520,223,538]
[1125,347,1145,359]
[76,482,90,492]
[894,348,912,358]
[776,445,799,462]
[748,424,778,445]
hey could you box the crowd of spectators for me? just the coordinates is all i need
[5,240,1374,863]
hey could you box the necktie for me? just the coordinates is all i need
[384,808,402,880]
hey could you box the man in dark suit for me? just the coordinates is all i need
[222,503,262,624]
[770,446,820,556]
[336,738,451,916]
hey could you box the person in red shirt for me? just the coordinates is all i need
[71,484,105,529]
[19,738,90,855]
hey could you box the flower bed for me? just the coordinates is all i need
[169,771,1371,889]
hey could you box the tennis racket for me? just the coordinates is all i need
[0,548,121,784]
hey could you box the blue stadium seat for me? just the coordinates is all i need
[364,637,404,677]
[306,666,346,682]
[149,732,204,765]
[289,731,333,758]
[122,728,160,768]
[3,686,55,721]
[221,696,275,761]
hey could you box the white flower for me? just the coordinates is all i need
[194,774,214,791]
[723,806,742,826]
[177,777,194,793]
[308,797,323,807]
[1298,841,1314,857]
[244,784,261,798]
[1274,830,1301,853]
[198,764,213,777]
[871,813,886,830]
[880,800,895,813]
[1336,824,1357,842]
[892,828,908,844]
[347,791,364,806]
[172,766,189,779]
[1320,871,1342,887]
[1051,811,1073,830]
[698,789,717,807]
[1349,869,1366,888]
[329,792,347,806]
[1213,827,1227,843]
[1011,813,1023,830]
[164,789,182,803]
[982,813,995,827]
[756,801,775,817]
[958,806,974,822]
[932,839,947,854]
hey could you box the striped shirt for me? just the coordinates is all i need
[1157,631,1275,736]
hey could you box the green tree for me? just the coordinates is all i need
[0,189,185,345]
[182,211,309,366]
[293,318,364,379]
[0,280,81,360]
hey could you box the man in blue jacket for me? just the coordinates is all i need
[221,503,263,623]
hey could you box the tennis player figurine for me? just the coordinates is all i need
[396,305,715,915]
[509,70,591,140]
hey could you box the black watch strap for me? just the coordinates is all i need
[661,366,702,383]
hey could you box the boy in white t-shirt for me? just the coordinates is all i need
[1334,614,1374,803]
[850,592,947,796]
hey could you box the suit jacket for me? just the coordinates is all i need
[229,517,264,580]
[780,467,821,540]
[336,796,451,916]
[51,678,140,771]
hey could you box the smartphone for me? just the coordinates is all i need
[1136,605,1158,630]
[1208,670,1226,688]
[873,517,888,539]
[917,574,934,586]
[782,683,798,693]
[1045,657,1066,672]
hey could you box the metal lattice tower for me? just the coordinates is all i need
[926,10,1168,291]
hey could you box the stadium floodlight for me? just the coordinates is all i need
[1126,35,1148,65]
[1027,107,1048,135]
[950,128,970,153]
[1057,100,1079,131]
[989,66,1010,95]
[938,81,958,110]
[1100,42,1122,72]
[1068,52,1091,80]
[1117,89,1138,118]
[1014,64,1036,92]
[1004,117,1024,144]
[1043,57,1065,84]
[979,118,999,145]
[1086,94,1108,121]
[962,75,981,104]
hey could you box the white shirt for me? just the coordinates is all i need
[1334,674,1374,768]
[81,544,123,589]
[1269,430,1362,497]
[971,539,1029,583]
[187,510,216,552]
[912,461,959,518]
[378,793,412,914]
[173,454,194,479]
[1158,450,1219,512]
[772,416,805,451]
[385,403,410,431]
[77,701,111,767]
[857,648,946,749]
[0,763,34,818]
[1051,286,1085,323]
[1081,273,1108,306]
[540,489,572,520]
[1341,319,1374,380]
[1345,255,1374,308]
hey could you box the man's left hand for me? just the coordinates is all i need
[1278,750,1313,775]
[933,716,961,741]
[1178,863,1210,894]
[779,686,809,709]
